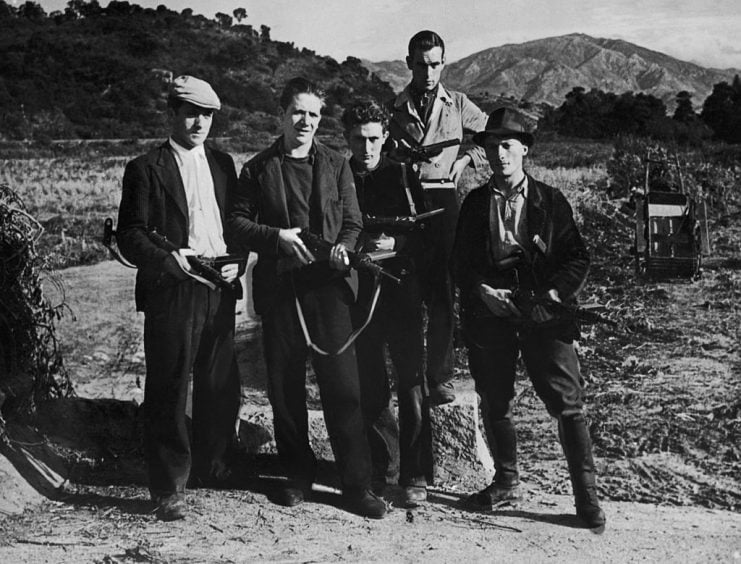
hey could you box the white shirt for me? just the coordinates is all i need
[488,175,528,261]
[168,138,227,258]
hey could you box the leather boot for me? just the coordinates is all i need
[559,414,606,530]
[484,418,519,487]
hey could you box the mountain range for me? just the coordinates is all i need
[364,33,741,110]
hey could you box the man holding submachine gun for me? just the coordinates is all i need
[115,76,244,521]
[343,99,438,507]
[452,107,606,530]
[387,30,489,405]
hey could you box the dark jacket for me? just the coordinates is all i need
[117,141,238,311]
[351,155,429,273]
[452,174,589,316]
[226,138,362,314]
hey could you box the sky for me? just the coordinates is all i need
[26,0,741,70]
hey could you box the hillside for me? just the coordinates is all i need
[0,1,393,141]
[367,33,740,110]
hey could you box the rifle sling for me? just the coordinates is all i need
[293,275,383,357]
[400,163,418,217]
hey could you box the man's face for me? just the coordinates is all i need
[484,136,528,178]
[282,93,322,149]
[170,102,213,149]
[406,46,445,92]
[345,122,388,171]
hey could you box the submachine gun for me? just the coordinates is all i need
[397,138,462,164]
[102,218,245,291]
[277,228,401,284]
[362,207,444,234]
[471,250,615,329]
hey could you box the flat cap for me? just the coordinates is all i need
[473,107,534,147]
[169,75,221,110]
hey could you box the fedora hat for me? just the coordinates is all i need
[473,107,534,147]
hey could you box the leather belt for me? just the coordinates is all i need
[421,179,456,190]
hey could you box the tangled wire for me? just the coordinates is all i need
[0,184,73,431]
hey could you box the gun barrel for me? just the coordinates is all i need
[419,138,461,153]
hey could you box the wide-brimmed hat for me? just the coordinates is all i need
[473,107,534,147]
[168,75,221,110]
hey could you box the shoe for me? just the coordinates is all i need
[403,486,427,508]
[275,483,309,507]
[429,381,456,406]
[462,482,522,510]
[575,487,606,530]
[155,493,187,521]
[344,489,387,519]
[371,479,387,497]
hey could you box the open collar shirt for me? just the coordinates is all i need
[488,174,529,262]
[169,138,227,258]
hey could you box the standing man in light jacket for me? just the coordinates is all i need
[117,75,242,521]
[226,78,386,519]
[387,30,489,405]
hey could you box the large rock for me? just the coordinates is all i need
[429,390,494,486]
[238,390,495,488]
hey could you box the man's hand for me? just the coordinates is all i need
[531,289,560,324]
[220,263,240,284]
[329,243,351,271]
[365,233,395,252]
[278,227,315,266]
[449,154,472,184]
[478,283,521,317]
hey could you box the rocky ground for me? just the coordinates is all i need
[1,201,740,562]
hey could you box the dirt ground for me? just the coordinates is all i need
[1,200,740,562]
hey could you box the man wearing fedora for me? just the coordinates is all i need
[452,107,606,530]
[117,75,242,521]
[387,30,489,406]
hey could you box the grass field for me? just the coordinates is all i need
[1,143,613,269]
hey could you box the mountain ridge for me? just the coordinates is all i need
[365,33,740,110]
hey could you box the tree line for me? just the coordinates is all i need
[539,78,741,145]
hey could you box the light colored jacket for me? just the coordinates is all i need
[388,84,488,181]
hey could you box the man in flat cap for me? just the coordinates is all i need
[117,75,243,521]
[387,30,489,406]
[452,107,606,530]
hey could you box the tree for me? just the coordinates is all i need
[0,0,16,20]
[673,91,696,124]
[17,1,46,22]
[233,7,246,23]
[215,12,232,28]
[701,75,741,143]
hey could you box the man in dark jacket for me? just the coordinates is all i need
[342,100,433,507]
[117,75,242,521]
[226,78,385,519]
[452,108,606,530]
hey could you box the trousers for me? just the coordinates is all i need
[354,272,432,487]
[142,280,241,498]
[464,317,585,485]
[421,187,460,387]
[261,277,372,491]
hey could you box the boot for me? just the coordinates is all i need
[559,414,606,530]
[485,418,520,488]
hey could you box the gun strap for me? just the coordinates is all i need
[293,275,383,357]
[400,163,418,217]
[102,218,137,269]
